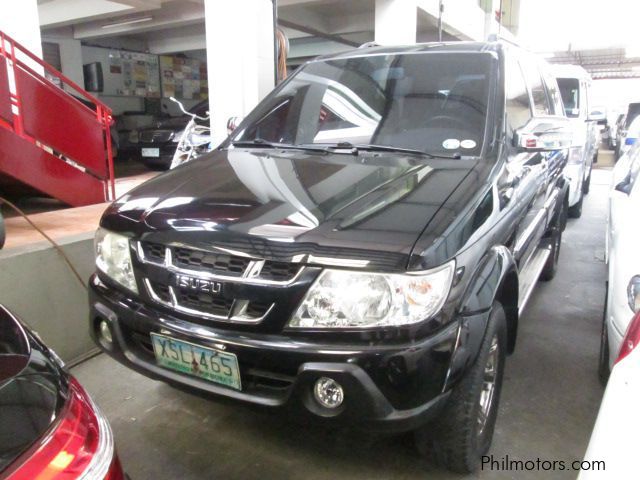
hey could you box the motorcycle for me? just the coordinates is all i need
[169,97,212,169]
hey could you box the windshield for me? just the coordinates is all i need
[232,52,494,157]
[556,77,580,118]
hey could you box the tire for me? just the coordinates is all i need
[583,168,591,195]
[568,193,583,218]
[0,212,5,250]
[540,230,561,281]
[598,284,610,386]
[416,302,507,473]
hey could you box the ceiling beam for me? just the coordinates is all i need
[278,19,360,47]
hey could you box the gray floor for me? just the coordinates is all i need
[73,166,611,480]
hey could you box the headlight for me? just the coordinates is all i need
[128,130,139,144]
[289,261,454,328]
[567,146,583,165]
[94,228,138,293]
[628,275,640,313]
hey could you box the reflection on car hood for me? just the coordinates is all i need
[0,306,66,473]
[102,148,477,271]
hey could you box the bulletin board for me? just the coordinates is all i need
[159,55,208,100]
[108,50,161,97]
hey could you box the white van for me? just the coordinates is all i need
[553,64,600,218]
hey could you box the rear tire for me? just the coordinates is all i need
[0,212,5,250]
[540,231,561,281]
[415,302,507,473]
[568,194,583,218]
[599,285,610,386]
[583,168,591,195]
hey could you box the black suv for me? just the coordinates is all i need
[89,41,570,472]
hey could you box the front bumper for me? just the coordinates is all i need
[88,275,456,432]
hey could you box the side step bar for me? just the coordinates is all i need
[518,246,551,315]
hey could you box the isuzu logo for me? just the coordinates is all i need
[174,274,222,294]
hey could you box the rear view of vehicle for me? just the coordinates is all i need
[0,305,124,479]
[553,64,598,218]
[581,311,640,479]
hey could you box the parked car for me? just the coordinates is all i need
[553,64,600,218]
[88,40,570,473]
[581,311,640,479]
[0,304,125,479]
[615,102,640,159]
[600,137,640,382]
[129,99,210,170]
[609,113,625,150]
[615,114,640,163]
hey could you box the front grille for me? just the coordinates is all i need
[173,247,250,276]
[142,242,166,263]
[139,242,302,283]
[175,288,235,317]
[138,241,304,322]
[139,130,173,143]
[259,261,300,282]
[146,278,274,321]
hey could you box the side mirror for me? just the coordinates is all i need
[514,117,572,152]
[227,116,243,136]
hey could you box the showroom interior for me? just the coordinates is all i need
[1,0,639,478]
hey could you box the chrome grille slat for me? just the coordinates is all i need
[143,278,274,324]
[136,241,305,286]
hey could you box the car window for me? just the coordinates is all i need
[505,56,532,132]
[521,60,551,116]
[541,70,564,116]
[557,78,580,118]
[234,52,494,156]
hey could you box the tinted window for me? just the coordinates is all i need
[521,60,551,116]
[505,57,532,131]
[234,52,494,156]
[542,71,564,116]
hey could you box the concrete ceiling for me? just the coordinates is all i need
[38,0,515,60]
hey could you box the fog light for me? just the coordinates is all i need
[99,320,113,344]
[313,377,344,409]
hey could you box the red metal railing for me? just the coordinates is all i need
[0,30,115,206]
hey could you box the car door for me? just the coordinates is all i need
[506,55,554,268]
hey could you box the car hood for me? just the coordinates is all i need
[102,148,477,271]
[141,116,190,132]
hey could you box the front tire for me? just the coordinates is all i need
[568,193,583,218]
[540,231,561,281]
[416,302,507,473]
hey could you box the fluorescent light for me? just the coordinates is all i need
[101,16,153,29]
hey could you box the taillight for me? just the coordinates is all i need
[5,377,121,480]
[616,311,640,365]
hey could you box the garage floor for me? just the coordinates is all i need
[73,165,611,480]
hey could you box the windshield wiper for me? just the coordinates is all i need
[310,142,463,160]
[231,139,328,153]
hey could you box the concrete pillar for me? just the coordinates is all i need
[0,0,43,69]
[375,0,417,45]
[204,0,275,147]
